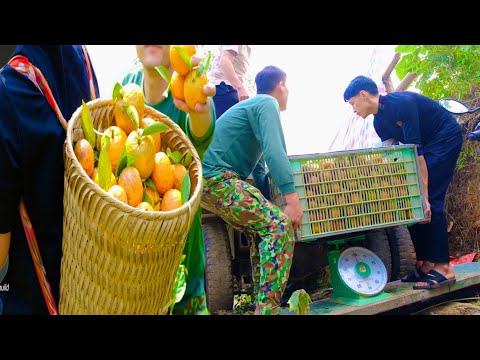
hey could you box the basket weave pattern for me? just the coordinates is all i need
[59,98,202,314]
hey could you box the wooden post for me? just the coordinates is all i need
[382,53,401,94]
[395,72,418,92]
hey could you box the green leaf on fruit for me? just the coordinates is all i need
[180,172,191,204]
[124,105,139,131]
[98,136,112,192]
[173,46,192,71]
[112,82,123,101]
[115,148,127,178]
[142,121,169,136]
[81,99,96,148]
[181,151,192,168]
[168,150,182,164]
[155,65,171,84]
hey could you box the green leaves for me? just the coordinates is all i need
[287,289,311,315]
[169,255,188,315]
[181,151,192,168]
[166,147,182,164]
[81,100,96,148]
[112,82,122,101]
[173,46,192,71]
[198,51,212,77]
[155,65,171,84]
[180,173,191,204]
[124,105,139,132]
[142,121,169,136]
[98,136,112,192]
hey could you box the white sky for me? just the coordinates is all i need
[87,45,397,155]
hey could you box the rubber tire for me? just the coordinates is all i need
[203,221,234,314]
[363,229,393,281]
[385,225,417,281]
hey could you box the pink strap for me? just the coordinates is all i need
[8,46,96,315]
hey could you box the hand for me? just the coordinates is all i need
[173,54,216,114]
[283,192,303,231]
[237,85,249,102]
[420,198,431,224]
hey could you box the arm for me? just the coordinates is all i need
[252,99,302,229]
[220,49,249,101]
[417,154,431,222]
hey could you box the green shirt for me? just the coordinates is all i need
[203,94,294,194]
[121,66,215,160]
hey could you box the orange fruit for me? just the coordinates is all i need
[170,71,185,101]
[136,202,154,211]
[114,83,145,135]
[170,45,196,76]
[118,166,143,207]
[93,168,117,188]
[140,117,161,152]
[161,188,183,211]
[144,187,161,211]
[100,125,127,173]
[184,69,208,111]
[74,139,95,178]
[108,184,128,204]
[172,163,187,190]
[125,129,156,179]
[150,152,174,196]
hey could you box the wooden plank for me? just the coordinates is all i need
[281,262,480,315]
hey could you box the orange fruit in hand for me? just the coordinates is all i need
[114,83,145,135]
[108,184,128,204]
[100,125,127,173]
[118,166,143,207]
[74,139,95,178]
[172,163,187,190]
[170,45,196,76]
[136,202,154,211]
[184,69,208,111]
[144,187,161,211]
[170,71,185,101]
[161,188,183,211]
[125,129,156,179]
[140,117,161,152]
[150,152,174,196]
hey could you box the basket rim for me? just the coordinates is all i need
[64,97,203,220]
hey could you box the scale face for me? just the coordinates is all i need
[337,247,388,296]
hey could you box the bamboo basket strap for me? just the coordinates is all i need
[8,46,96,315]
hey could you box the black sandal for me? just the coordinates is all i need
[401,267,428,282]
[413,270,456,290]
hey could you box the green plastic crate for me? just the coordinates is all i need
[270,145,427,241]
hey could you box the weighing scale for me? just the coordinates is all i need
[327,236,392,306]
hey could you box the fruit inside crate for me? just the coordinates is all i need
[270,145,427,241]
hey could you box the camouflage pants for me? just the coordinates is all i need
[202,172,295,315]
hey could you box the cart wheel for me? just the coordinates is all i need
[385,225,417,281]
[203,221,233,314]
[363,229,393,281]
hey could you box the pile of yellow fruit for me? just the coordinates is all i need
[74,83,192,212]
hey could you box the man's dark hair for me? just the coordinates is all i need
[255,65,286,94]
[343,75,379,102]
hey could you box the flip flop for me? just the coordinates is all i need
[413,270,456,290]
[401,267,428,282]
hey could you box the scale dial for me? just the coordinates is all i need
[337,247,388,296]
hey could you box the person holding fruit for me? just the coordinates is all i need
[201,65,303,315]
[0,45,99,314]
[343,75,462,290]
[121,45,216,315]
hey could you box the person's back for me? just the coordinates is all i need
[0,45,99,314]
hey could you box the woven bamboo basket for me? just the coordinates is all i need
[59,98,202,315]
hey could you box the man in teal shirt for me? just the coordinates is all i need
[202,66,303,315]
[122,45,216,315]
